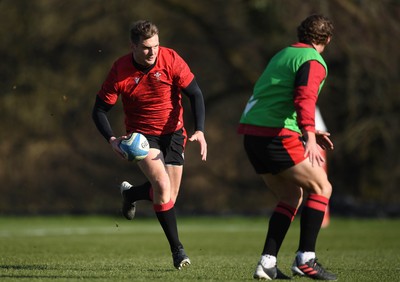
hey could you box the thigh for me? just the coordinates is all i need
[279,159,332,198]
[244,134,305,175]
[261,173,304,208]
[138,148,171,203]
[144,129,185,165]
[165,165,183,203]
[163,130,185,201]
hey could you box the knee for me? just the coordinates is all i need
[280,190,303,209]
[311,181,332,199]
[152,177,171,201]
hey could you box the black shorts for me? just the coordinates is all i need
[243,134,306,175]
[142,128,186,166]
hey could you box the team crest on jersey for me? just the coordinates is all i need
[153,72,162,80]
[134,77,140,84]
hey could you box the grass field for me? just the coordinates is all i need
[0,216,399,281]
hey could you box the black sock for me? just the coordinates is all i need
[298,194,329,252]
[155,204,182,252]
[124,181,152,202]
[263,202,297,256]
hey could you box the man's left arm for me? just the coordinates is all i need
[182,78,207,161]
[182,78,205,132]
[294,60,327,166]
[294,60,326,133]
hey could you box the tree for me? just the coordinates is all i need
[0,0,399,215]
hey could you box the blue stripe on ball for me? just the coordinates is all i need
[119,133,149,161]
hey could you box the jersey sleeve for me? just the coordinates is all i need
[182,78,205,132]
[171,51,195,89]
[97,62,120,105]
[92,95,115,142]
[294,60,326,132]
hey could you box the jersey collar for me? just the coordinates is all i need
[291,42,315,49]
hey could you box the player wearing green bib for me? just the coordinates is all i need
[238,15,337,280]
[240,46,327,134]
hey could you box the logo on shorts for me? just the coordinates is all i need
[134,77,140,84]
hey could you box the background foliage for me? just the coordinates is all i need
[1,0,399,215]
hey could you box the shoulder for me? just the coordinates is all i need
[287,43,317,54]
[157,47,190,71]
[113,53,132,66]
[158,47,182,60]
[289,44,326,67]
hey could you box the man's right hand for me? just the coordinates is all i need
[109,136,127,159]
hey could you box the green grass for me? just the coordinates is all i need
[0,216,399,281]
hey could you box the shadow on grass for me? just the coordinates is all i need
[0,264,110,279]
[0,264,49,270]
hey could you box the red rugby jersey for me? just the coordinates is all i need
[98,47,194,135]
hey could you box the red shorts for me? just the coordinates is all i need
[243,134,306,175]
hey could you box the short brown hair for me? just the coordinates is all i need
[297,14,334,45]
[130,20,159,45]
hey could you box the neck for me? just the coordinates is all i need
[312,43,325,54]
[132,55,155,73]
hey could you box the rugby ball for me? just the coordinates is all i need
[119,133,149,162]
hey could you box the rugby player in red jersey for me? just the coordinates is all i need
[92,20,207,270]
[238,15,336,280]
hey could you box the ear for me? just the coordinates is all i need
[326,37,331,45]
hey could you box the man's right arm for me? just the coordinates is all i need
[92,95,115,142]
